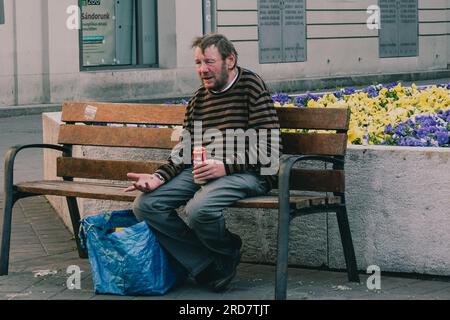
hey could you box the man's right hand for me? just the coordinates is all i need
[124,173,165,193]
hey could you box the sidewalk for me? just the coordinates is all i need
[1,195,449,301]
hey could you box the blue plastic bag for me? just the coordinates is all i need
[79,209,182,296]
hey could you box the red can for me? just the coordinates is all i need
[192,147,207,185]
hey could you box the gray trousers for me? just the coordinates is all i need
[132,166,269,276]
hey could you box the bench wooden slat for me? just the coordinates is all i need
[17,181,139,202]
[233,195,340,209]
[57,158,166,180]
[56,158,344,192]
[281,133,347,156]
[62,102,186,125]
[62,103,349,131]
[16,181,341,209]
[58,125,179,148]
[276,107,349,130]
[291,169,344,193]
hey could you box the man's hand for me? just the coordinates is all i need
[193,159,226,182]
[124,173,165,193]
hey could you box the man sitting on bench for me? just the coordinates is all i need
[125,33,281,292]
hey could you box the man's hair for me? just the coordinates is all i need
[192,33,238,66]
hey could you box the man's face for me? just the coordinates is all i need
[194,45,233,91]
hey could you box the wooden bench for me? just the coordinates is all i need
[1,101,359,299]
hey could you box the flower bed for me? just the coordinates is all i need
[273,82,450,147]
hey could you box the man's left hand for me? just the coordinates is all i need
[193,159,226,181]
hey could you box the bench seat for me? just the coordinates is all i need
[15,180,342,209]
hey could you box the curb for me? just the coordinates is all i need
[0,104,62,118]
[267,71,450,93]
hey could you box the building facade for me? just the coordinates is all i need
[0,0,449,107]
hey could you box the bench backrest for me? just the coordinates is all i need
[57,102,350,194]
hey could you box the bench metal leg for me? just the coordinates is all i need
[0,191,18,276]
[275,199,290,300]
[336,206,359,282]
[66,197,87,259]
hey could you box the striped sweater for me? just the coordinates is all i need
[156,67,281,189]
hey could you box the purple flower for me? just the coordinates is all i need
[363,86,379,98]
[333,91,343,99]
[399,136,427,147]
[335,87,356,97]
[294,95,307,107]
[393,123,407,136]
[272,92,292,105]
[437,109,450,122]
[405,119,414,127]
[384,124,393,133]
[385,81,399,90]
[383,110,449,147]
[436,130,449,145]
[342,87,356,95]
[306,91,320,101]
[415,127,427,138]
[416,115,438,128]
[293,92,321,107]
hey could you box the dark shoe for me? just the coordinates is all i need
[194,262,217,285]
[208,249,242,292]
[194,233,242,291]
[194,250,241,287]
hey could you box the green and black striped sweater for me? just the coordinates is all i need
[156,67,281,189]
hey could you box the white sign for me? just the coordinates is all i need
[81,0,116,66]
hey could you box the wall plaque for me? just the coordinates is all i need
[259,0,306,63]
[379,0,417,58]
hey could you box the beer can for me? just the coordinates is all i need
[193,147,207,185]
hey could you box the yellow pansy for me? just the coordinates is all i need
[278,83,450,145]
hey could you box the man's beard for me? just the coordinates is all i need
[205,62,229,91]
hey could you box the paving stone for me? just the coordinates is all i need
[0,276,40,293]
[3,291,58,300]
[90,294,135,300]
[48,289,96,300]
[360,278,450,299]
[28,276,70,293]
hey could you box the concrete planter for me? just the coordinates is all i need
[43,112,450,276]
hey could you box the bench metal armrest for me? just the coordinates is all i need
[4,144,71,190]
[279,154,343,172]
[278,154,344,189]
[277,155,344,216]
